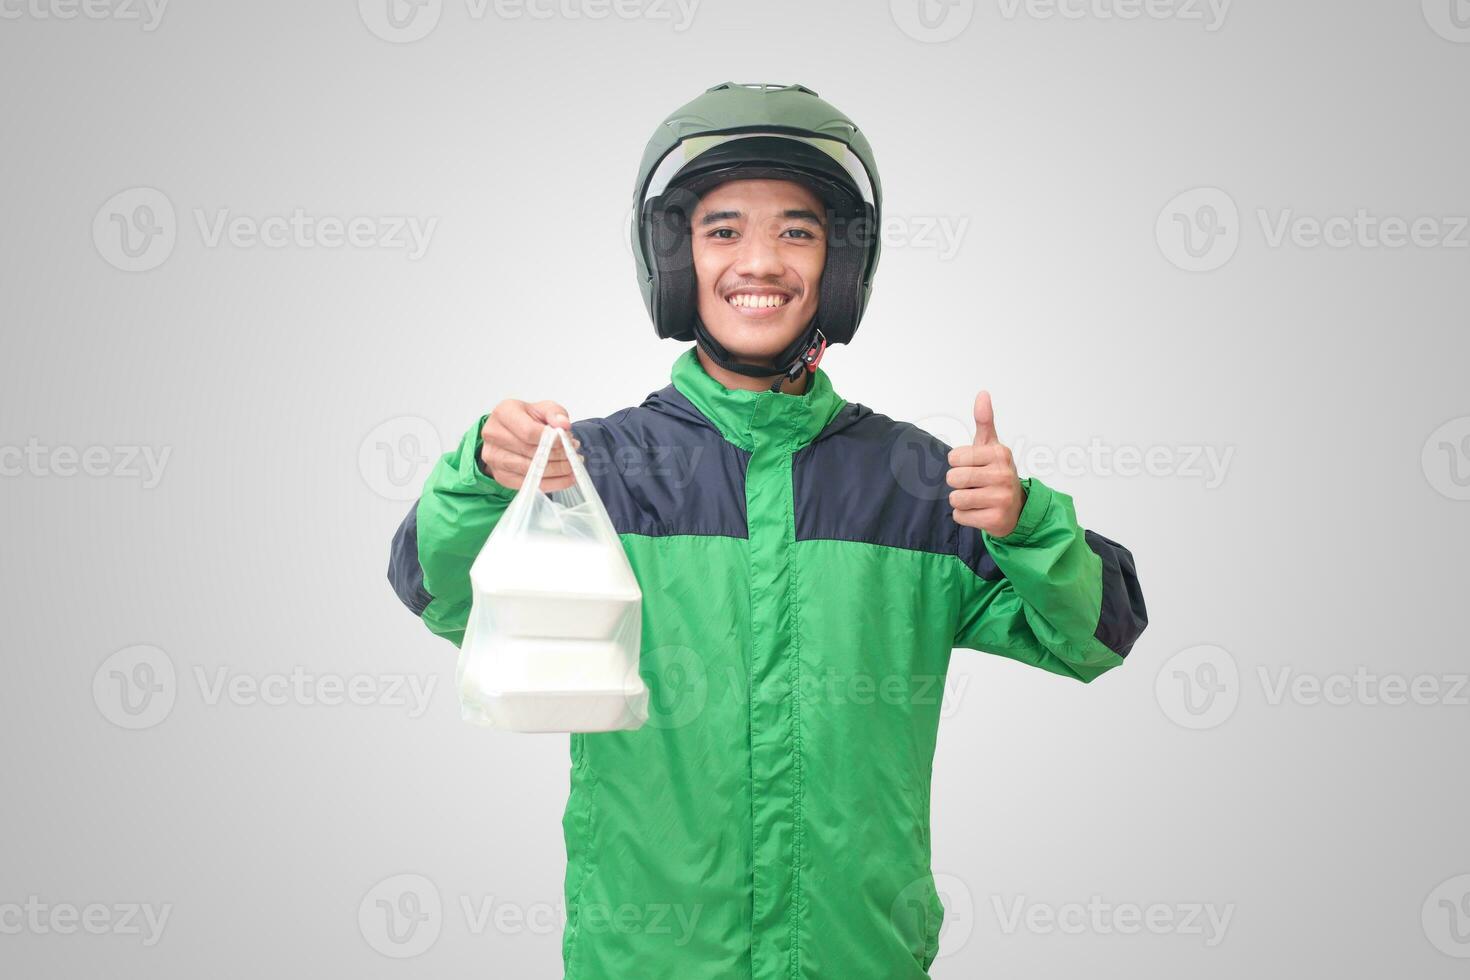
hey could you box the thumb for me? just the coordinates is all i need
[972,390,999,447]
[527,400,572,429]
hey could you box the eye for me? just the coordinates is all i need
[706,228,738,240]
[782,227,817,240]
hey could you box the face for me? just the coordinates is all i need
[689,178,827,363]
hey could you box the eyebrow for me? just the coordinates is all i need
[697,209,824,226]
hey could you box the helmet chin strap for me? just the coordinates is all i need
[691,318,829,394]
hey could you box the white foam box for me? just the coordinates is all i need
[460,676,650,733]
[467,537,641,640]
[460,636,639,690]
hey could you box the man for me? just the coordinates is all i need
[388,82,1147,979]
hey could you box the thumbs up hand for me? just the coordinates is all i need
[945,391,1026,537]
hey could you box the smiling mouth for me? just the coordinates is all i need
[725,290,793,315]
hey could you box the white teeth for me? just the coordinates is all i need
[728,293,788,309]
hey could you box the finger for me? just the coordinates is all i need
[527,400,573,430]
[950,507,1004,532]
[946,443,1008,469]
[494,400,549,447]
[945,464,1011,489]
[484,415,536,457]
[948,487,1011,511]
[483,446,577,481]
[486,414,580,461]
[496,455,577,480]
[480,443,524,489]
[495,401,578,454]
[523,400,578,458]
[972,390,999,447]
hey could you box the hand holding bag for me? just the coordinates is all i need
[457,425,649,732]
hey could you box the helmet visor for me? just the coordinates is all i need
[644,131,877,211]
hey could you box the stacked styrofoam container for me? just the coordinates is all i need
[457,487,649,733]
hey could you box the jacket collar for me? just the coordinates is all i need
[669,347,846,452]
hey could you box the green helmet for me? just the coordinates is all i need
[630,82,883,387]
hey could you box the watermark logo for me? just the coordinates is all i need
[359,0,443,42]
[194,666,438,717]
[565,900,703,944]
[360,416,442,501]
[635,645,710,731]
[1159,653,1468,718]
[1422,416,1470,501]
[0,897,173,946]
[1258,666,1468,708]
[359,873,443,958]
[1424,874,1470,957]
[892,872,976,960]
[0,0,168,30]
[887,415,1234,491]
[192,209,437,259]
[93,187,176,273]
[582,443,705,490]
[872,214,970,260]
[1156,187,1239,272]
[94,190,437,271]
[1423,0,1470,43]
[94,649,437,723]
[626,647,973,728]
[626,202,968,266]
[0,439,172,487]
[361,0,698,39]
[995,0,1230,30]
[930,873,976,956]
[1009,436,1234,489]
[893,414,976,502]
[358,878,703,948]
[1257,209,1469,250]
[992,894,1234,946]
[478,0,699,29]
[891,0,975,42]
[93,645,177,730]
[1161,190,1470,271]
[1155,644,1238,730]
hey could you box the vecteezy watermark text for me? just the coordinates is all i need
[1158,187,1470,272]
[94,188,438,272]
[92,645,440,729]
[358,0,700,43]
[992,894,1234,946]
[1258,666,1470,708]
[0,0,167,29]
[1010,437,1234,489]
[193,666,437,718]
[193,209,437,259]
[1257,209,1470,251]
[0,439,171,488]
[890,0,1229,43]
[0,897,172,946]
[995,0,1229,30]
[1156,644,1470,731]
[358,873,703,959]
[635,646,975,731]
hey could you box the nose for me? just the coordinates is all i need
[732,223,784,280]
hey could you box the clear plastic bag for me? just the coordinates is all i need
[457,425,649,732]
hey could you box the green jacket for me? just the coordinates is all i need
[388,348,1147,979]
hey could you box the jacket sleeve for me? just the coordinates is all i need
[952,477,1147,683]
[387,414,517,647]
